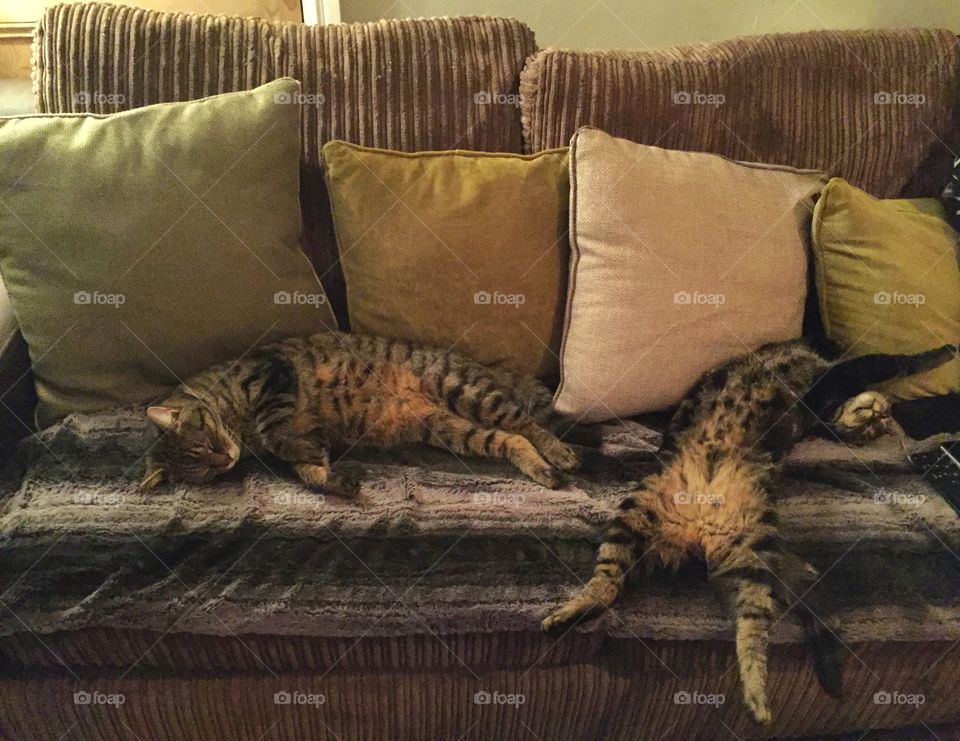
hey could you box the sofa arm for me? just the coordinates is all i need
[0,279,37,461]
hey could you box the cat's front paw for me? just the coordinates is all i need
[832,391,895,444]
[294,462,330,488]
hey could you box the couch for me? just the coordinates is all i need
[0,4,959,739]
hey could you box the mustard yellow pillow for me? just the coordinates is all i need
[811,178,960,399]
[322,141,569,380]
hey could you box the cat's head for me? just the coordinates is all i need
[140,404,241,490]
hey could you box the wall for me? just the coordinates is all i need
[339,0,960,49]
[0,0,303,78]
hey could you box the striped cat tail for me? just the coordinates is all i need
[542,495,648,633]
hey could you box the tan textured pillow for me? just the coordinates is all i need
[554,127,826,422]
[323,141,569,380]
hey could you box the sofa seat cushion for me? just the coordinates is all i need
[0,409,957,648]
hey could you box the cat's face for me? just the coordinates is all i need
[141,405,241,489]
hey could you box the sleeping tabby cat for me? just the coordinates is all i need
[542,339,957,725]
[140,331,581,493]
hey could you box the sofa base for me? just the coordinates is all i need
[0,630,957,739]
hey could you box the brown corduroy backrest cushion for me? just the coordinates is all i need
[519,30,960,199]
[33,3,537,326]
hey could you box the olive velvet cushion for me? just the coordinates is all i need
[0,78,336,426]
[811,178,960,399]
[323,141,569,380]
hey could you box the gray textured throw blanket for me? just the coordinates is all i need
[1,410,958,645]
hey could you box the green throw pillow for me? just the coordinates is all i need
[322,141,569,381]
[0,78,336,426]
[811,177,960,399]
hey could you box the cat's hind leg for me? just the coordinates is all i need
[417,410,562,488]
[710,549,777,725]
[435,368,580,472]
[542,491,655,632]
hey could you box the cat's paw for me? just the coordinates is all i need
[545,441,581,472]
[527,461,562,489]
[542,606,578,634]
[743,687,772,726]
[832,391,895,444]
[294,463,330,489]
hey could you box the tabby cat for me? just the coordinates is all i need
[542,339,957,725]
[140,331,581,494]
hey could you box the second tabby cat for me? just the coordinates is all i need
[140,331,581,493]
[543,339,957,724]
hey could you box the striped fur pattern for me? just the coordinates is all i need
[543,339,957,724]
[142,332,580,494]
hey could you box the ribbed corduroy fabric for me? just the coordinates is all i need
[1,632,958,739]
[32,3,537,325]
[520,30,960,198]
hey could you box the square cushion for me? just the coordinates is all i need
[554,127,826,421]
[33,3,538,327]
[323,141,569,380]
[811,178,960,399]
[0,78,336,426]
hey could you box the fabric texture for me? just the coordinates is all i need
[323,141,569,380]
[519,29,960,199]
[32,3,537,327]
[0,410,958,737]
[0,78,336,426]
[1,639,959,740]
[554,127,826,421]
[812,178,960,400]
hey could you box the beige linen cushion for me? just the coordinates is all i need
[554,127,826,422]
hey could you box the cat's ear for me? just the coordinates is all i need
[147,406,179,430]
[139,461,167,492]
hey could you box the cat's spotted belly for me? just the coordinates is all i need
[314,364,441,447]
